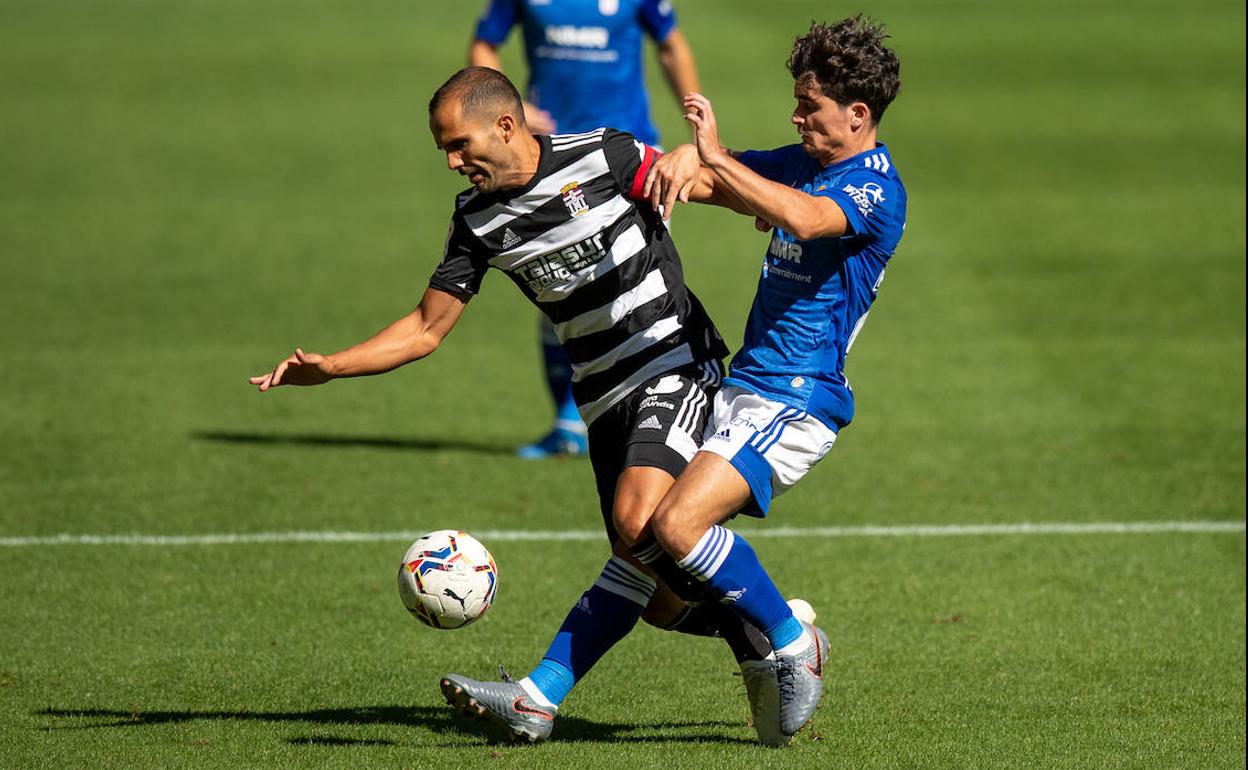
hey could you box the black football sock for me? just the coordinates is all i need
[632,538,706,603]
[632,537,772,663]
[662,601,772,664]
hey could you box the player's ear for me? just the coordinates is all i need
[850,102,870,130]
[497,112,517,142]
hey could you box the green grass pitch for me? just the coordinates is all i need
[0,0,1243,767]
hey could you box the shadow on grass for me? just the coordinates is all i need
[192,430,519,457]
[38,705,753,746]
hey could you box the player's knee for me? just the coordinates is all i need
[653,493,712,560]
[649,496,683,554]
[612,466,675,547]
[611,504,652,547]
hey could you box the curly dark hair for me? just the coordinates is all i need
[787,17,901,123]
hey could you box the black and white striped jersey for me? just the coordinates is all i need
[429,127,728,425]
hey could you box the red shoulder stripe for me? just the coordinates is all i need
[629,144,660,201]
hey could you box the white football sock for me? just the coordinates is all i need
[519,676,558,710]
[775,627,813,657]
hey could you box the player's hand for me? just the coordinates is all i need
[754,217,773,232]
[249,348,334,392]
[524,102,556,134]
[642,144,700,221]
[683,93,726,167]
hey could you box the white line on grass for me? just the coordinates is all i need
[0,520,1242,547]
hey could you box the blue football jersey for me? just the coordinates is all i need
[728,143,907,430]
[474,0,677,146]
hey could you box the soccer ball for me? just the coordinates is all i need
[397,530,498,629]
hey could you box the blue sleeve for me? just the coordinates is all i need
[474,0,520,46]
[639,0,678,42]
[737,146,801,184]
[821,168,905,244]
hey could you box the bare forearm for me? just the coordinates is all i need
[673,146,775,218]
[677,92,847,239]
[324,312,440,378]
[705,155,845,240]
[704,173,754,216]
[645,143,752,219]
[696,152,755,216]
[657,31,700,111]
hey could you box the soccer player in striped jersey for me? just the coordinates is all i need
[468,0,702,459]
[641,18,907,742]
[249,66,774,743]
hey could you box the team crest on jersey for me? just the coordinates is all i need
[561,181,590,217]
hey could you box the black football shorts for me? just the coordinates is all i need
[587,360,724,542]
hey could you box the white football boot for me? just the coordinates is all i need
[741,598,820,746]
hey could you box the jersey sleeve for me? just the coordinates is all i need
[737,145,801,184]
[429,213,491,296]
[639,0,678,42]
[473,0,520,46]
[820,167,904,243]
[601,128,660,201]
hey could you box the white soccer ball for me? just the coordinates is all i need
[397,530,498,629]
[787,598,817,625]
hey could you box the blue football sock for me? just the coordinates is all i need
[524,660,575,708]
[555,385,582,427]
[676,525,802,650]
[539,321,583,429]
[524,556,655,706]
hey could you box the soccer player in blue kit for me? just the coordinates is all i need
[469,0,702,458]
[641,17,907,741]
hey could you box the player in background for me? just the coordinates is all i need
[250,67,779,744]
[468,0,702,459]
[641,17,906,742]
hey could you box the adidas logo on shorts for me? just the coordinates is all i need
[638,415,663,431]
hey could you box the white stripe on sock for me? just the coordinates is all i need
[602,561,654,596]
[606,555,653,587]
[594,556,656,606]
[700,526,735,578]
[678,525,736,580]
[632,540,663,564]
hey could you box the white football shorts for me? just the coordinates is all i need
[700,385,838,516]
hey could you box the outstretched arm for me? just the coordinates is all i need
[681,93,848,240]
[641,144,754,220]
[249,286,470,392]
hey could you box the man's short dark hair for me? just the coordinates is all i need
[787,17,901,123]
[428,66,526,124]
